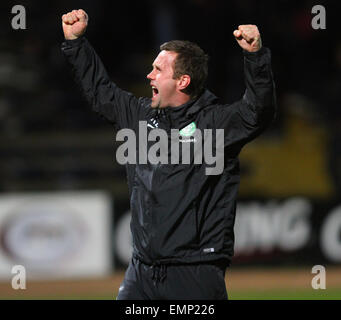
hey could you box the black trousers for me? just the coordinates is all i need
[116,257,228,300]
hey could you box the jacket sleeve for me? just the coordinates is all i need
[213,46,277,150]
[61,36,147,130]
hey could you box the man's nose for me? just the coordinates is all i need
[147,71,154,80]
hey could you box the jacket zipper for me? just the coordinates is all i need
[149,108,172,262]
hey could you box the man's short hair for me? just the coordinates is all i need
[160,40,209,99]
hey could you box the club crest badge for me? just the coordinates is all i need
[179,122,196,137]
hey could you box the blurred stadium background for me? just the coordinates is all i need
[0,0,340,299]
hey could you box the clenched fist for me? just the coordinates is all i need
[62,9,88,40]
[233,25,262,52]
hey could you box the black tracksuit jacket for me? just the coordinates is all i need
[62,36,276,267]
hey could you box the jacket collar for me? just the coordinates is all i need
[152,89,218,130]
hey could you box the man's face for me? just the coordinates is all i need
[147,50,179,108]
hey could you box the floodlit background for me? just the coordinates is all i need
[0,0,340,299]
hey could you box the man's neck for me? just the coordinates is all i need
[168,93,191,108]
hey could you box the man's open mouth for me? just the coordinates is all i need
[152,86,159,98]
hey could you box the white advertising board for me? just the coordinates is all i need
[0,191,112,280]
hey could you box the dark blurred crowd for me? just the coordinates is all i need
[0,0,339,196]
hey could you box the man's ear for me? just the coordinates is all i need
[178,75,191,91]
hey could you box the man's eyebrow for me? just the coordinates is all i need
[152,63,161,70]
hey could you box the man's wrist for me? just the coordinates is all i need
[63,36,84,46]
[243,46,267,58]
[243,46,265,54]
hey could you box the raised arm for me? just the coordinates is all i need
[61,9,146,129]
[214,25,276,150]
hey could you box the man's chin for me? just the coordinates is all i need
[151,99,160,109]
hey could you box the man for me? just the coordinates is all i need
[61,9,276,300]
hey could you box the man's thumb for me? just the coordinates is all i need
[233,30,242,39]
